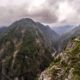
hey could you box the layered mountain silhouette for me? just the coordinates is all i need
[52,24,76,35]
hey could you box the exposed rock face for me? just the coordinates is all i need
[38,37,80,80]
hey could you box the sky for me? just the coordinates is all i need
[0,0,80,26]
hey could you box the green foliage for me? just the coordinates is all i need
[20,30,38,58]
[61,60,68,67]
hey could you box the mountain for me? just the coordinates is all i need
[52,24,76,35]
[0,18,59,80]
[38,36,80,80]
[61,25,80,39]
[0,27,8,36]
[36,22,59,51]
[58,25,80,52]
[0,27,7,33]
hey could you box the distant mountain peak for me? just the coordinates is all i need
[52,24,76,35]
[10,18,35,27]
[18,18,34,23]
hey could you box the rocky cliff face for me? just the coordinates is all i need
[39,37,80,80]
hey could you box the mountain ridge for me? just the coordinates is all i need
[0,18,59,80]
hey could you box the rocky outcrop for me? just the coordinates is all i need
[38,37,80,80]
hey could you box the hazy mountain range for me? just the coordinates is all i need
[52,24,76,35]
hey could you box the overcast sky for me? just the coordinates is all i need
[0,0,80,26]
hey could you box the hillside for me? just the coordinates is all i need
[39,37,80,80]
[59,25,80,52]
[52,24,75,35]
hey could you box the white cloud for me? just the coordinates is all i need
[0,0,27,6]
[56,1,77,22]
[28,0,46,13]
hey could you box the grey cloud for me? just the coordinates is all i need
[0,5,30,26]
[0,0,80,26]
[30,8,58,23]
[0,0,58,26]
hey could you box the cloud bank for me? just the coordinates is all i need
[0,0,80,26]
